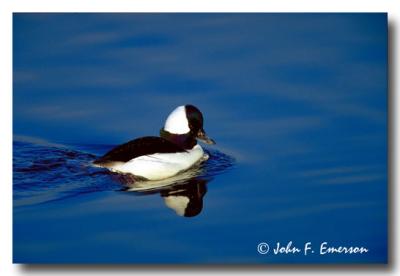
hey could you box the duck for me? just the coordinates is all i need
[93,105,215,181]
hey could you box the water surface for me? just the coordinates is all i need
[13,13,387,264]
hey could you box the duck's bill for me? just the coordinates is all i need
[197,129,216,145]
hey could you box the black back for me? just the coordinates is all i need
[93,136,187,164]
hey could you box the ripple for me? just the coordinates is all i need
[13,140,235,207]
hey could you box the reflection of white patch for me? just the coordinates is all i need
[164,196,189,216]
[107,145,204,180]
[163,105,190,134]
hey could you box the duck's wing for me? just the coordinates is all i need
[93,136,187,164]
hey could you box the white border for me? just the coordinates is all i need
[1,1,397,275]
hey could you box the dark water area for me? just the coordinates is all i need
[13,13,387,264]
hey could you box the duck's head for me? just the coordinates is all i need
[161,105,215,146]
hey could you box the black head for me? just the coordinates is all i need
[185,105,215,145]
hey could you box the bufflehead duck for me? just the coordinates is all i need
[93,105,215,181]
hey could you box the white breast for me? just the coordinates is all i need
[109,145,205,181]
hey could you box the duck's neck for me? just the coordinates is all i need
[160,129,197,150]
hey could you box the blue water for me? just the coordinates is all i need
[13,13,387,264]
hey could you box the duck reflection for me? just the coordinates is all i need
[160,178,208,217]
[111,149,234,217]
[116,168,211,217]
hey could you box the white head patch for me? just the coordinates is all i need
[164,196,190,216]
[163,105,190,134]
